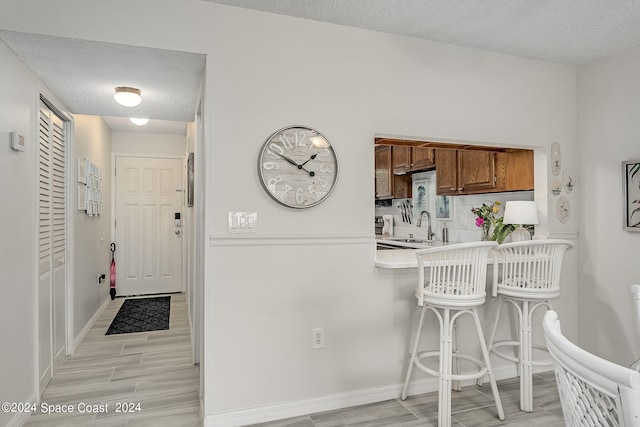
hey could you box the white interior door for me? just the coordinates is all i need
[38,100,67,391]
[115,157,183,296]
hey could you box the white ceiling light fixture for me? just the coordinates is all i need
[130,117,149,126]
[114,86,142,107]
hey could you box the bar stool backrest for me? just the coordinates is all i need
[492,239,574,298]
[543,311,640,427]
[415,241,498,307]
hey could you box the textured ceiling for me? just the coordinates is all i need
[0,31,205,134]
[5,2,640,134]
[204,0,640,65]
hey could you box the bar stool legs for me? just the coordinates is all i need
[401,306,505,427]
[401,305,428,401]
[486,297,553,412]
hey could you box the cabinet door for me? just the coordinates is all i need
[392,146,411,175]
[459,150,496,193]
[435,149,458,194]
[411,147,435,171]
[375,145,393,199]
[505,150,534,191]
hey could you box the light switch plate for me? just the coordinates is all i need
[228,212,257,233]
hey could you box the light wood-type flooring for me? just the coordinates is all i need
[24,293,201,427]
[246,372,564,427]
[25,293,564,426]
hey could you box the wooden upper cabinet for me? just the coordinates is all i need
[393,146,435,175]
[412,147,436,170]
[459,150,497,193]
[375,145,412,199]
[435,149,459,194]
[435,148,532,195]
[504,150,534,191]
[375,145,393,199]
[392,146,412,175]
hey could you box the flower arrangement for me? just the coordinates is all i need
[471,201,501,229]
[471,201,514,243]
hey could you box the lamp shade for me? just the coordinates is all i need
[114,87,142,107]
[503,201,539,225]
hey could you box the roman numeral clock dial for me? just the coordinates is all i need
[258,126,339,208]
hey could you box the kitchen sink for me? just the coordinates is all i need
[387,237,434,244]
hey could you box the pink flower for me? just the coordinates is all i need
[475,217,485,227]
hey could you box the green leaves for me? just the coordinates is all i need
[491,217,516,244]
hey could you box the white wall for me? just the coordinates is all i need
[0,1,580,424]
[205,6,578,420]
[111,131,186,158]
[577,45,640,366]
[0,39,39,427]
[73,115,112,341]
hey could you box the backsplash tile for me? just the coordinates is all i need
[375,170,534,243]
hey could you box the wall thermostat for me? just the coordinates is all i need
[11,132,25,152]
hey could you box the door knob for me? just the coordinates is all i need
[175,229,181,235]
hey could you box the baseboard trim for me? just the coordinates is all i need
[7,392,36,427]
[73,296,111,353]
[203,366,529,427]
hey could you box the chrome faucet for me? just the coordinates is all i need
[416,210,436,240]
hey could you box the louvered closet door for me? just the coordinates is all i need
[38,100,67,392]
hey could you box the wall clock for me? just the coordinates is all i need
[258,126,338,208]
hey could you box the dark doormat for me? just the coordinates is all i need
[106,296,171,335]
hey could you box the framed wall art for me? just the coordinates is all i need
[412,176,429,218]
[435,195,453,221]
[623,160,640,231]
[187,152,194,207]
[78,157,87,184]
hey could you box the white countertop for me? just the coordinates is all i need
[376,235,451,249]
[375,248,421,268]
[375,240,499,269]
[375,236,454,268]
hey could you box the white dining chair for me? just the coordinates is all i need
[484,239,573,412]
[543,310,640,426]
[401,241,504,427]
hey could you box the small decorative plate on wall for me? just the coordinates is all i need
[556,196,570,223]
[551,142,561,176]
[549,179,562,196]
[563,167,574,193]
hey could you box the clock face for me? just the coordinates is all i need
[258,126,338,208]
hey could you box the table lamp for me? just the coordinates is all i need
[503,201,539,242]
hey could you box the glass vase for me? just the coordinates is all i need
[481,224,491,241]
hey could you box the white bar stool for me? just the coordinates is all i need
[485,239,573,412]
[401,241,504,427]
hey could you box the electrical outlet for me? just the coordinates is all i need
[312,328,325,349]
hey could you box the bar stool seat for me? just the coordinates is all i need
[485,239,573,412]
[401,241,504,427]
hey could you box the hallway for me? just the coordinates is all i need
[24,294,201,426]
